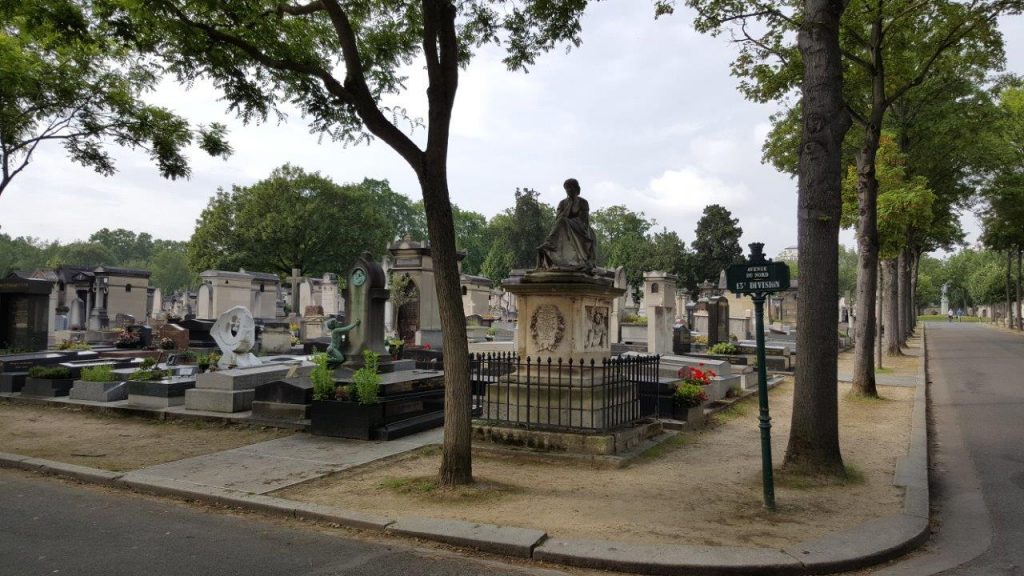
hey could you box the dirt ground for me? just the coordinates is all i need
[277,362,918,548]
[837,333,922,375]
[0,403,290,471]
[0,338,921,550]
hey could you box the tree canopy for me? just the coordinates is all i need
[0,0,230,197]
[186,165,400,278]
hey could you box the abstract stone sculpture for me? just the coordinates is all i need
[211,306,262,369]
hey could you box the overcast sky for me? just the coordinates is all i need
[2,4,1022,263]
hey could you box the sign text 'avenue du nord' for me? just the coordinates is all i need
[725,255,790,295]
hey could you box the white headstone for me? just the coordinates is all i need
[299,281,313,314]
[321,274,339,316]
[197,284,213,319]
[211,306,262,369]
[151,288,163,317]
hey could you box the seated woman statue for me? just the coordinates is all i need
[536,178,597,272]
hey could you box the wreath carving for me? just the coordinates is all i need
[530,304,565,353]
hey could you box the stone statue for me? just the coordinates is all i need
[536,178,597,272]
[325,317,360,367]
[211,306,262,369]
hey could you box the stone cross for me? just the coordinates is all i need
[287,268,303,314]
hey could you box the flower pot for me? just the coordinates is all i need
[310,399,386,440]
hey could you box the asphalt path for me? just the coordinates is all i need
[0,469,581,576]
[874,322,1024,576]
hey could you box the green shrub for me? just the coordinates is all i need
[693,335,708,345]
[129,369,169,381]
[709,342,738,355]
[353,350,381,405]
[310,353,335,401]
[623,314,648,325]
[81,365,115,382]
[58,340,91,351]
[674,382,708,408]
[28,366,71,379]
[140,358,156,369]
[486,326,497,336]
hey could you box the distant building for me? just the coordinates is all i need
[778,246,798,262]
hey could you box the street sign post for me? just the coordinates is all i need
[726,242,790,511]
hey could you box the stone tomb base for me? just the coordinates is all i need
[184,363,312,413]
[69,380,128,402]
[127,377,197,408]
[502,272,623,364]
[472,419,662,456]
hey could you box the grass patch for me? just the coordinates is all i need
[845,390,888,403]
[633,433,694,463]
[917,315,985,323]
[378,475,518,502]
[775,464,867,490]
[876,367,893,374]
[710,400,749,424]
[379,476,437,495]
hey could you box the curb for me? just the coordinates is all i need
[0,336,931,575]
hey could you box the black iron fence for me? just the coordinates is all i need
[469,353,660,433]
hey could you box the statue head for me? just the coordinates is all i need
[563,178,581,197]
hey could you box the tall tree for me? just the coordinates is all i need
[683,0,852,475]
[0,0,229,197]
[592,205,655,301]
[100,0,595,486]
[690,204,743,288]
[480,188,554,282]
[187,165,394,277]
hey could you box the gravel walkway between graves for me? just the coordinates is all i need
[0,403,291,471]
[276,379,916,549]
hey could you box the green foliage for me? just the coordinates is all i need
[140,358,156,369]
[674,382,708,409]
[353,350,382,405]
[188,166,398,277]
[0,0,230,196]
[690,205,743,289]
[129,369,169,381]
[310,353,335,402]
[622,314,648,326]
[389,273,419,311]
[58,339,91,351]
[27,366,71,379]
[842,133,936,259]
[81,365,116,382]
[709,342,738,355]
[481,188,554,282]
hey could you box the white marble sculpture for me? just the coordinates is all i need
[211,306,262,369]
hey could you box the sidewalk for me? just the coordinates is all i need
[0,334,932,576]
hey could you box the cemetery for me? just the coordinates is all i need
[0,175,935,572]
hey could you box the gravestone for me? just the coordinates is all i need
[185,362,311,413]
[644,271,676,355]
[260,321,293,354]
[158,323,189,351]
[197,283,213,319]
[344,252,390,360]
[151,287,163,317]
[251,376,314,421]
[211,306,262,369]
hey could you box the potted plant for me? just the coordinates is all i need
[673,382,708,426]
[310,350,384,439]
[70,364,126,402]
[114,328,143,349]
[386,337,404,360]
[196,353,211,373]
[159,337,177,351]
[708,342,738,355]
[23,366,75,397]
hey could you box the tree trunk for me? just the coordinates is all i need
[909,251,920,332]
[876,260,883,369]
[1011,247,1019,332]
[897,249,908,343]
[1007,250,1014,328]
[782,0,849,478]
[884,259,902,356]
[852,132,880,397]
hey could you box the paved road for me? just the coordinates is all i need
[874,323,1024,576]
[0,469,582,576]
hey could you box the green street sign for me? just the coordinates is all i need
[725,261,790,295]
